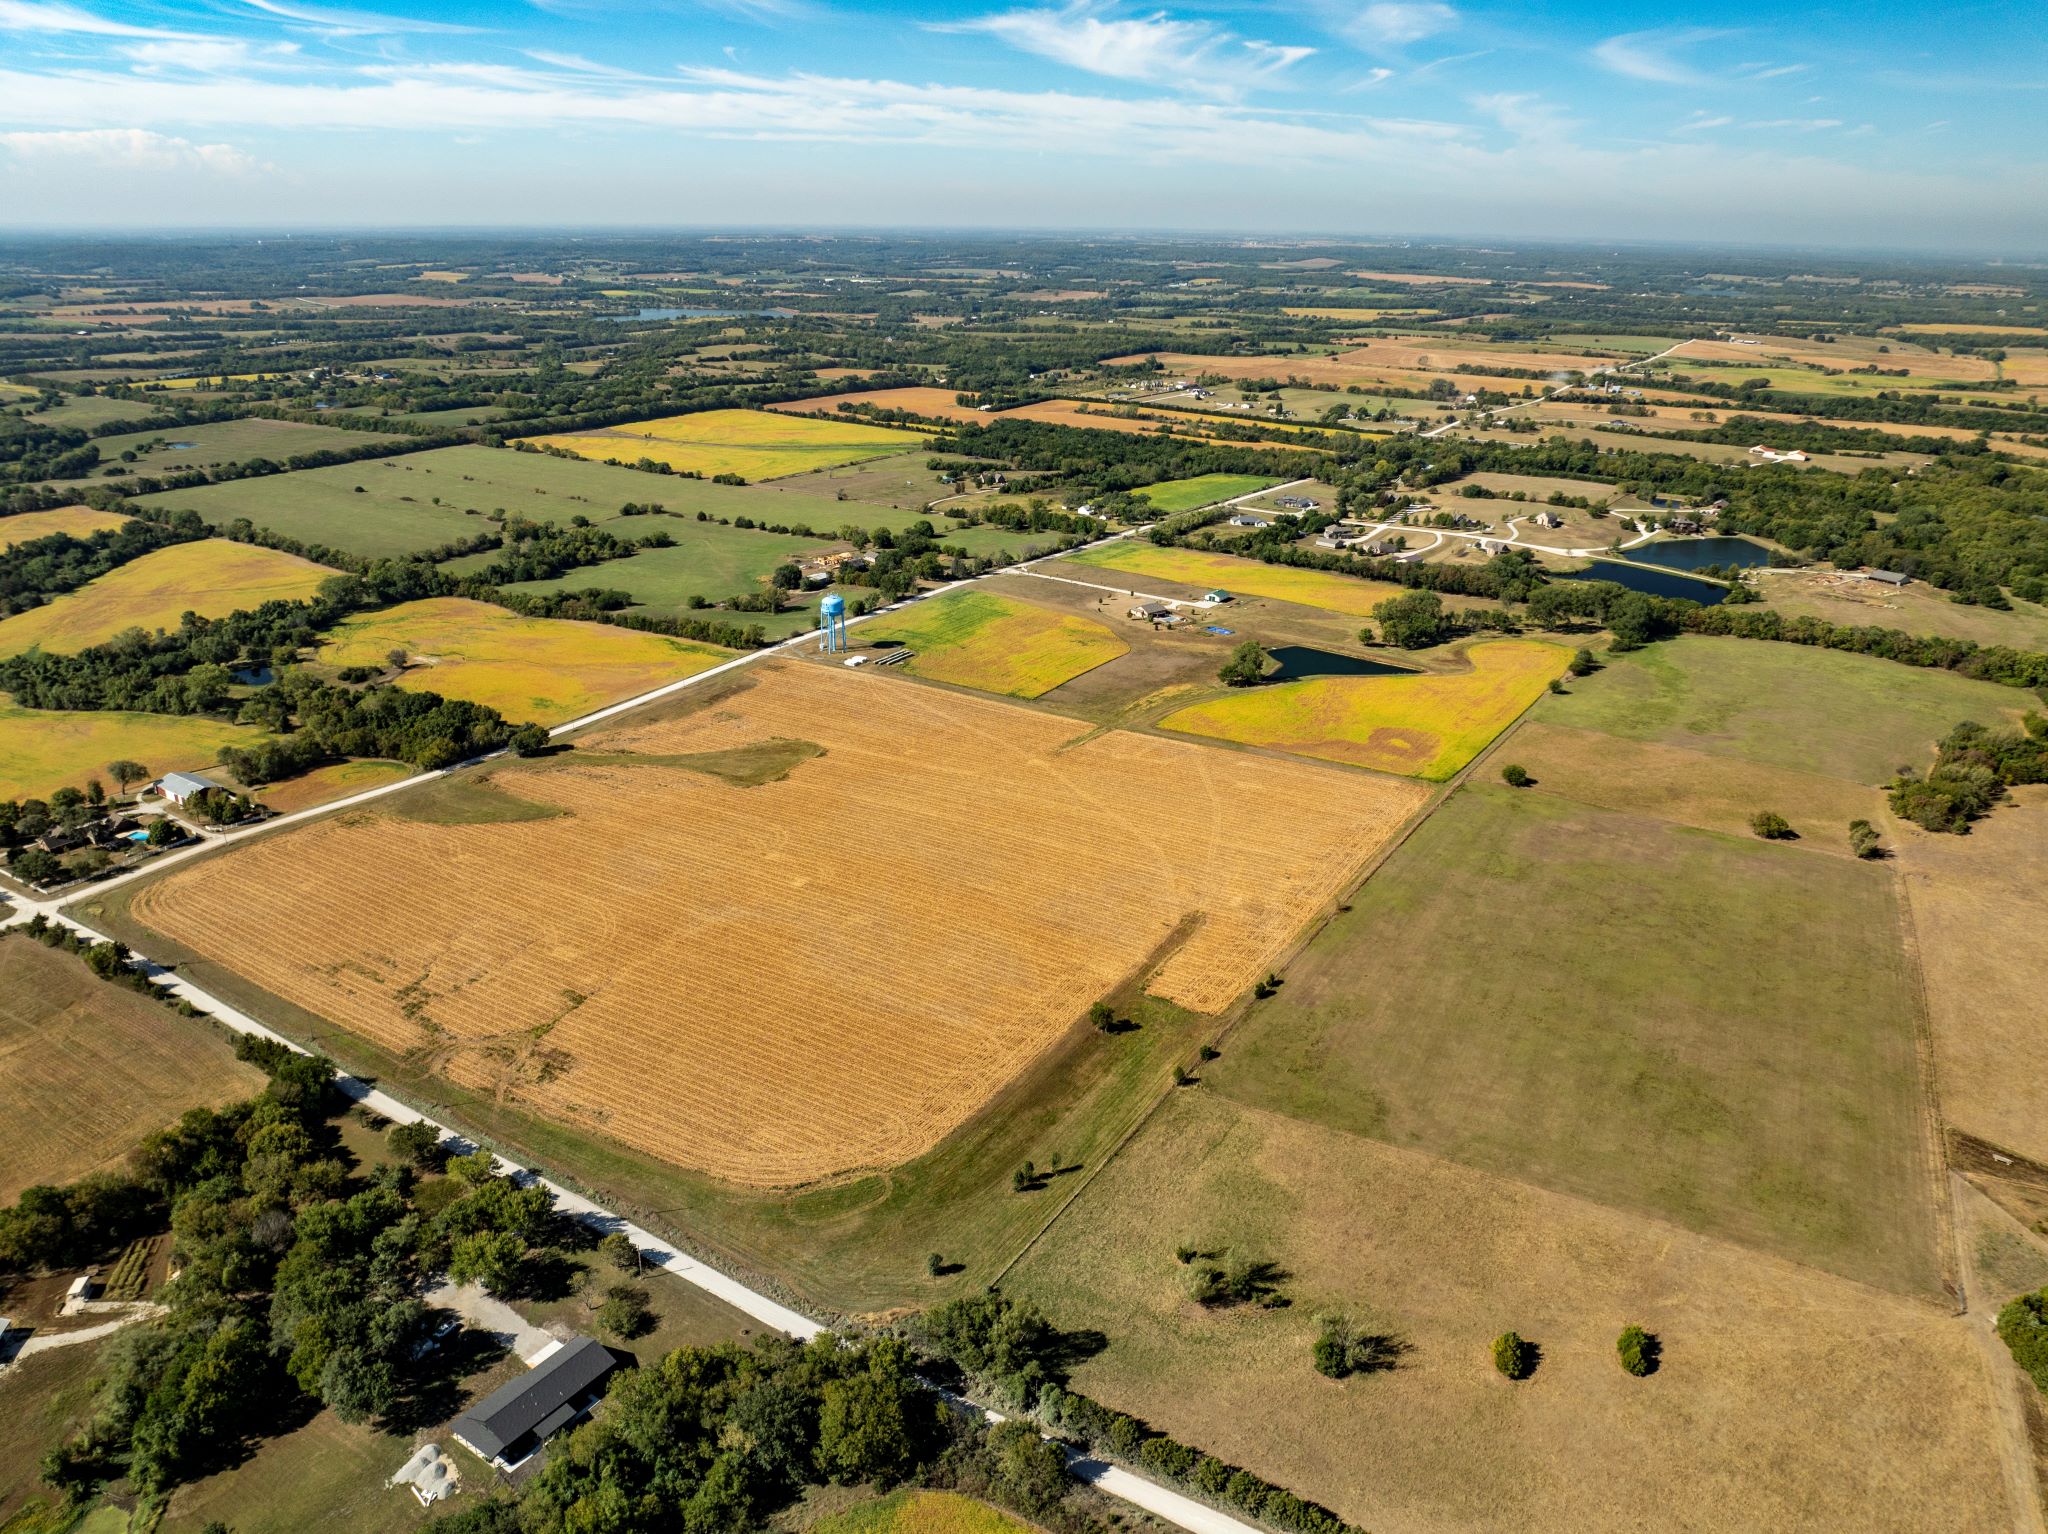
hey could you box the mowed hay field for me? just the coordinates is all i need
[772,387,985,423]
[856,590,1126,699]
[499,523,826,614]
[0,936,267,1201]
[0,506,134,549]
[1894,787,2048,1165]
[318,597,731,724]
[0,540,334,658]
[1060,542,1402,616]
[1212,784,1945,1297]
[1160,639,1571,780]
[87,416,395,475]
[1534,635,2031,783]
[1009,1090,2009,1534]
[519,407,926,480]
[1135,473,1279,514]
[128,662,1429,1187]
[0,695,265,801]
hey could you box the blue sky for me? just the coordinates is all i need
[1,0,2043,251]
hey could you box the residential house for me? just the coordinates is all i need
[450,1337,618,1474]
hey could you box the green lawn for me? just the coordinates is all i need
[504,525,826,612]
[132,444,866,562]
[20,395,160,429]
[1535,635,2030,783]
[1135,473,1280,514]
[1210,783,1945,1297]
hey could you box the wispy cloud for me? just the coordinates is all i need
[1740,62,1807,81]
[1677,112,1733,132]
[236,0,478,37]
[0,1,198,39]
[1347,2,1457,47]
[1471,91,1576,142]
[121,38,302,74]
[1748,117,1842,131]
[0,126,259,172]
[1591,28,1726,87]
[940,3,1312,95]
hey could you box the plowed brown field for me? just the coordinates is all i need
[132,662,1426,1187]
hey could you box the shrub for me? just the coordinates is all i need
[1568,647,1598,676]
[1087,1000,1114,1031]
[1848,818,1884,859]
[1311,1324,1352,1379]
[1617,1324,1655,1376]
[1997,1289,2048,1395]
[597,1284,652,1339]
[1492,1330,1533,1380]
[598,1231,638,1273]
[1501,763,1530,787]
[1749,810,1793,840]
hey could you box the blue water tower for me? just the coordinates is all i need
[818,591,848,654]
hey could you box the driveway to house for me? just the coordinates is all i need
[424,1280,559,1365]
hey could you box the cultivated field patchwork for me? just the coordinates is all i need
[131,661,1427,1186]
[0,695,267,801]
[1059,542,1403,616]
[0,506,136,550]
[519,407,926,480]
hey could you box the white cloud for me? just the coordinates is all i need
[1741,62,1807,81]
[235,0,477,37]
[941,4,1312,95]
[1471,90,1576,141]
[0,127,258,172]
[1748,117,1841,131]
[121,38,300,73]
[1591,28,1725,86]
[0,1,196,38]
[1348,2,1457,47]
[1677,112,1733,132]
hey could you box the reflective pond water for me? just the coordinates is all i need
[1266,645,1420,680]
[1626,536,1771,572]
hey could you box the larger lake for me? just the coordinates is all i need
[1625,536,1772,572]
[1554,559,1729,605]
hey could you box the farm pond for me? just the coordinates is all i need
[1554,559,1730,605]
[1266,645,1419,680]
[1625,536,1772,571]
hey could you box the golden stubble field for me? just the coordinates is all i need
[131,662,1428,1187]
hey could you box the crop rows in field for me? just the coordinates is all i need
[519,407,926,481]
[133,662,1426,1187]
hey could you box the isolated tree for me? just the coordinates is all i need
[1088,1000,1115,1032]
[1749,810,1794,840]
[598,1231,639,1274]
[1848,819,1884,859]
[926,1252,945,1277]
[1217,640,1267,687]
[106,759,149,795]
[597,1284,653,1339]
[508,723,550,757]
[1492,1330,1533,1380]
[1616,1324,1655,1377]
[1501,764,1531,787]
[145,817,180,847]
[386,648,409,671]
[1567,649,1598,677]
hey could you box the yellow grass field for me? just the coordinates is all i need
[1160,638,1571,779]
[812,1491,1037,1534]
[0,507,134,550]
[0,694,266,801]
[255,758,414,815]
[1281,306,1438,320]
[1893,322,2047,336]
[772,386,982,422]
[320,597,732,725]
[1061,542,1402,617]
[856,590,1127,698]
[131,661,1428,1186]
[0,936,267,1201]
[150,372,291,389]
[0,540,334,659]
[771,389,1315,450]
[519,407,926,481]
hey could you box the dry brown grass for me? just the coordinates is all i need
[1504,722,1888,844]
[1012,1090,2013,1534]
[0,936,266,1201]
[1895,787,2048,1164]
[130,662,1426,1188]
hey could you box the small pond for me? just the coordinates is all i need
[1266,645,1419,680]
[1625,536,1771,572]
[1554,559,1728,605]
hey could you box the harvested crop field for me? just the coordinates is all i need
[1059,543,1401,616]
[128,662,1428,1186]
[519,407,925,480]
[772,387,983,423]
[0,539,335,658]
[319,597,731,724]
[0,936,266,1201]
[1161,639,1570,780]
[0,695,266,801]
[1010,1090,2008,1534]
[812,1490,1037,1534]
[0,506,134,550]
[855,590,1126,698]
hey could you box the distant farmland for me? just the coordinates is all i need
[0,695,266,802]
[0,506,135,550]
[519,407,926,481]
[0,539,334,658]
[1059,542,1402,617]
[127,661,1428,1187]
[856,590,1126,698]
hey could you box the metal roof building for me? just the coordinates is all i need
[449,1336,617,1471]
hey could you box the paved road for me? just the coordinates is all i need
[1419,340,1686,440]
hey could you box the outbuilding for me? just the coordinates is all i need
[1128,601,1173,621]
[155,771,218,806]
[1863,568,1911,586]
